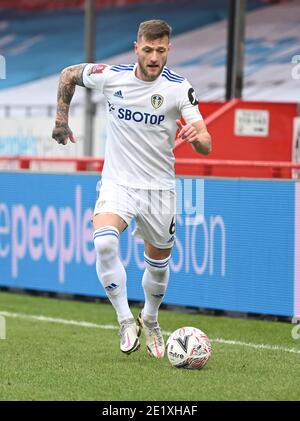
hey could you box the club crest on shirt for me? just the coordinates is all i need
[151,94,164,109]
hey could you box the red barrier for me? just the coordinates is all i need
[175,99,239,151]
[1,156,300,179]
[175,100,298,178]
[175,158,300,178]
[0,156,104,172]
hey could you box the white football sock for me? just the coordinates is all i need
[93,226,133,323]
[142,254,170,322]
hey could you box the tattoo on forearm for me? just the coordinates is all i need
[55,64,86,125]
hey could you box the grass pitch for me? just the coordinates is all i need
[0,291,299,401]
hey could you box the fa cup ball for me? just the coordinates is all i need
[166,326,212,369]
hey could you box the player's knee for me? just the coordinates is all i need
[144,254,170,281]
[93,226,119,260]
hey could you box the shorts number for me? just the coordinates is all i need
[169,216,176,235]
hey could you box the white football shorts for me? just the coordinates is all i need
[94,179,176,249]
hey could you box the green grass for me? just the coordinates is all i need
[0,291,300,401]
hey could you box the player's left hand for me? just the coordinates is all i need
[176,119,198,144]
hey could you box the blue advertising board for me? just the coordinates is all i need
[0,172,297,316]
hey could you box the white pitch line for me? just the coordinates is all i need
[212,338,300,355]
[1,310,300,355]
[0,310,117,330]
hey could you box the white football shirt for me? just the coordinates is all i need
[83,63,202,189]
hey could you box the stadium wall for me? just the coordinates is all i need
[0,171,298,317]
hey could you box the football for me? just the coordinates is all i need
[166,326,212,369]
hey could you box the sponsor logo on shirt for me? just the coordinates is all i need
[151,94,164,109]
[117,107,165,125]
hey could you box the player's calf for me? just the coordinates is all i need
[93,225,134,325]
[142,254,170,320]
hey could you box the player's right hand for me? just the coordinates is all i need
[52,123,76,145]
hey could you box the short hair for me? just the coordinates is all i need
[137,19,172,41]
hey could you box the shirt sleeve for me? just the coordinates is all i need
[82,63,110,93]
[178,80,203,124]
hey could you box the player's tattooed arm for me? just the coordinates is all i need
[52,64,86,145]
